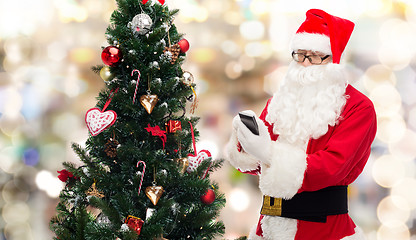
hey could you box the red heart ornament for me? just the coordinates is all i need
[85,108,117,136]
[186,150,211,173]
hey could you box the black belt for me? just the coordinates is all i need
[260,185,348,223]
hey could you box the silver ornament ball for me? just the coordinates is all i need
[128,13,153,36]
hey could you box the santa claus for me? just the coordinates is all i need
[226,9,377,240]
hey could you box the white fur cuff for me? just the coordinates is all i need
[225,132,259,172]
[259,140,307,199]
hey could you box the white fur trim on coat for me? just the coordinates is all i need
[260,216,297,240]
[291,32,331,55]
[248,219,365,240]
[225,131,260,172]
[248,225,264,240]
[259,140,307,199]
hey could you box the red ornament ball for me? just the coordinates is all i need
[101,46,122,66]
[200,189,215,205]
[178,39,190,53]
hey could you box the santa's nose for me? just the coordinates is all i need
[300,58,313,67]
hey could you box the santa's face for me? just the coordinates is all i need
[265,60,348,145]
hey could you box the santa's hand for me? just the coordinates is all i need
[233,110,271,165]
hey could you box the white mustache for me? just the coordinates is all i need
[285,61,344,87]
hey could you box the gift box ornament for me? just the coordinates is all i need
[125,215,144,236]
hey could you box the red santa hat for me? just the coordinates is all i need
[291,9,355,64]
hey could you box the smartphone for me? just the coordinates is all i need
[239,112,259,135]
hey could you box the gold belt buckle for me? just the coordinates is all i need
[260,195,282,216]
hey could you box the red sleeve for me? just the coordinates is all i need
[300,100,377,192]
[238,168,261,176]
[259,98,271,121]
[259,98,278,141]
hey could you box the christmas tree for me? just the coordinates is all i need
[50,0,225,239]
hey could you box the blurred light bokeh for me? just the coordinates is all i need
[1,0,416,239]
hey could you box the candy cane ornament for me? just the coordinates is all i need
[131,69,141,104]
[136,161,146,196]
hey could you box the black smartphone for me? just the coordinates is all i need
[239,112,259,135]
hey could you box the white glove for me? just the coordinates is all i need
[233,110,272,165]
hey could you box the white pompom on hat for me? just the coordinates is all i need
[291,9,355,64]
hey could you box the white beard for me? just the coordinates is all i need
[265,61,348,146]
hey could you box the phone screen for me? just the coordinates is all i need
[239,112,259,135]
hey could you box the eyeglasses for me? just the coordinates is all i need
[292,51,331,65]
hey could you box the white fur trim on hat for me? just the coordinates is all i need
[259,140,307,199]
[225,131,260,172]
[291,32,331,55]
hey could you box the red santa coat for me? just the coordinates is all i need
[227,85,377,240]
